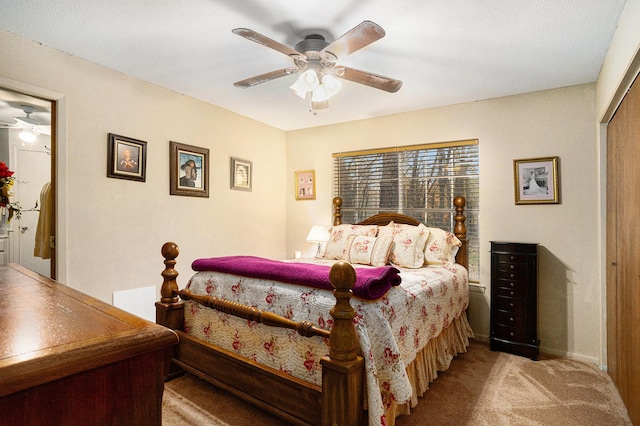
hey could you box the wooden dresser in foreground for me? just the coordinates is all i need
[489,241,539,360]
[0,264,179,426]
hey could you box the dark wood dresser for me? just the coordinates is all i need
[489,241,539,360]
[0,264,179,426]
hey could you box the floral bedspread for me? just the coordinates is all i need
[184,258,469,426]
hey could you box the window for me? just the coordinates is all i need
[333,139,479,281]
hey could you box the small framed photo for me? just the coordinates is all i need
[170,141,209,197]
[107,133,147,182]
[514,156,560,205]
[230,157,252,191]
[295,170,316,200]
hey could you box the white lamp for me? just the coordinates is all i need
[306,225,330,258]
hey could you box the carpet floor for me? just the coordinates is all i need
[163,340,632,425]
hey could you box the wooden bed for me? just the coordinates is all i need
[156,195,470,426]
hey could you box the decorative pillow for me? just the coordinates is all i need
[424,227,462,266]
[322,224,378,259]
[379,222,430,268]
[344,234,394,266]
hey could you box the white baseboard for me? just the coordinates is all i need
[471,336,604,370]
[539,345,600,368]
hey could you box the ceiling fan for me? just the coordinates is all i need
[0,105,51,142]
[232,20,402,113]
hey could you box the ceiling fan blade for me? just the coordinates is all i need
[232,28,303,59]
[37,125,52,136]
[322,21,386,59]
[338,67,403,93]
[234,68,299,88]
[14,117,40,127]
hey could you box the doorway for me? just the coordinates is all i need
[0,86,55,278]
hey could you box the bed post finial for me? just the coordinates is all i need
[327,261,358,361]
[453,196,469,271]
[322,260,364,425]
[160,242,180,303]
[333,196,343,226]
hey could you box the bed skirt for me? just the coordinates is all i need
[385,312,474,425]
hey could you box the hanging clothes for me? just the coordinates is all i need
[34,182,52,259]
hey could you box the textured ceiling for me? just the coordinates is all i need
[0,0,628,131]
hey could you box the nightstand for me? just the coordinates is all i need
[489,241,539,360]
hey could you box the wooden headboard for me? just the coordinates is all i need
[331,195,469,270]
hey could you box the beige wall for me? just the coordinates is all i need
[287,84,600,364]
[0,29,287,303]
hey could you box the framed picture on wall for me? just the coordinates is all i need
[230,157,252,191]
[107,133,147,182]
[169,141,209,197]
[295,170,316,200]
[513,156,560,204]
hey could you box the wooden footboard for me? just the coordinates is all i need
[155,243,365,426]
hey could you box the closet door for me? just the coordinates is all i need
[607,75,640,424]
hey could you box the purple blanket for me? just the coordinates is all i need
[191,256,401,300]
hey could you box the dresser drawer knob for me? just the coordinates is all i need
[510,291,514,296]
[510,302,514,308]
[510,282,515,287]
[510,256,515,260]
[510,265,515,270]
[510,273,515,278]
[510,332,514,337]
[510,317,514,322]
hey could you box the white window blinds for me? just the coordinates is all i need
[333,139,479,281]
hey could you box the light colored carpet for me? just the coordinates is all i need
[163,341,632,425]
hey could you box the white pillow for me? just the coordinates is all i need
[424,227,462,266]
[344,234,394,266]
[323,224,378,259]
[379,222,430,268]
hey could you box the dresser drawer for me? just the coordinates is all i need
[496,264,529,280]
[495,253,530,264]
[494,295,527,313]
[495,281,528,299]
[493,323,528,343]
[495,308,527,330]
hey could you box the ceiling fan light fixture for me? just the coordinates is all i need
[291,70,342,109]
[19,127,37,143]
[311,84,329,102]
[310,100,329,115]
[321,74,342,98]
[290,69,320,99]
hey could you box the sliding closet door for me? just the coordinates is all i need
[607,75,640,424]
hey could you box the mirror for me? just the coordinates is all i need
[0,86,53,278]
